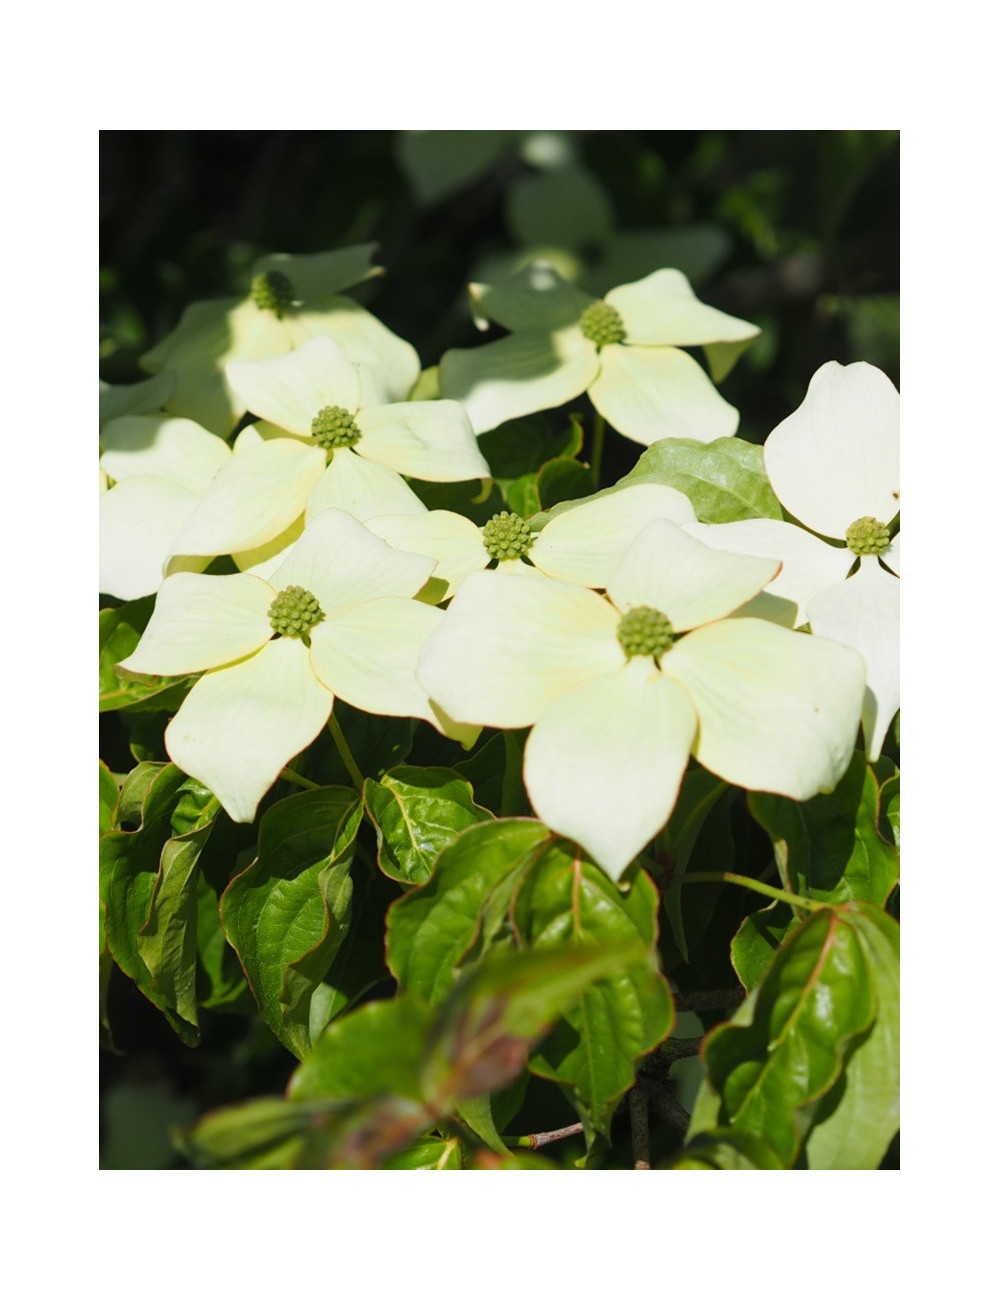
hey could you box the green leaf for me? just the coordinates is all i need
[387,818,553,1004]
[364,765,494,886]
[701,907,877,1166]
[880,773,900,849]
[99,763,214,1043]
[536,456,595,509]
[672,1127,784,1169]
[220,787,363,1059]
[307,866,397,1036]
[175,1096,346,1170]
[454,1094,509,1155]
[730,901,797,992]
[514,851,675,1136]
[802,905,899,1169]
[506,165,614,252]
[99,761,119,834]
[397,129,514,204]
[99,899,115,1053]
[619,436,784,523]
[100,600,194,712]
[423,941,652,1105]
[748,752,899,906]
[383,1135,464,1169]
[454,732,507,815]
[135,781,220,1033]
[290,994,435,1103]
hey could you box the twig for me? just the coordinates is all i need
[502,1122,584,1151]
[674,988,745,1014]
[629,1086,651,1169]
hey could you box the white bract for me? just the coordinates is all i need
[367,482,698,598]
[118,509,475,823]
[685,361,899,758]
[439,262,759,445]
[99,371,177,430]
[99,415,231,599]
[139,245,420,436]
[418,519,866,879]
[166,335,491,566]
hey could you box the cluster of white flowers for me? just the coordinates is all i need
[101,247,898,880]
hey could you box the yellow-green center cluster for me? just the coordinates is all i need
[579,300,626,349]
[617,605,674,659]
[845,515,890,556]
[268,585,325,640]
[482,511,534,561]
[311,405,362,450]
[250,270,295,319]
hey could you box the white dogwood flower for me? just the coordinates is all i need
[418,519,866,879]
[118,509,474,822]
[685,361,899,757]
[99,414,231,599]
[139,245,420,435]
[166,336,491,565]
[440,262,759,444]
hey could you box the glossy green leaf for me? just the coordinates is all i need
[290,994,434,1103]
[701,907,877,1166]
[194,870,248,1010]
[99,761,119,834]
[307,866,397,1036]
[514,849,675,1135]
[880,773,900,849]
[100,600,193,713]
[619,436,784,523]
[730,901,797,992]
[672,1126,784,1169]
[99,763,213,1043]
[220,787,363,1058]
[749,752,899,906]
[135,781,220,1033]
[802,905,899,1169]
[100,899,115,1052]
[364,765,494,885]
[386,818,554,1005]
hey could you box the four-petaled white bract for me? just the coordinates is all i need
[139,245,420,437]
[417,520,867,879]
[440,263,759,445]
[164,335,491,566]
[685,361,899,758]
[117,509,476,823]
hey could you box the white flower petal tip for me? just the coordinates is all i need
[356,400,491,482]
[165,638,333,823]
[588,344,740,446]
[764,360,900,539]
[662,619,867,801]
[806,556,899,761]
[524,658,697,880]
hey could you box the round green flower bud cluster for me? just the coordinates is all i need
[482,511,534,561]
[579,299,626,349]
[311,405,362,450]
[617,605,674,659]
[250,270,295,318]
[268,585,325,640]
[845,515,891,556]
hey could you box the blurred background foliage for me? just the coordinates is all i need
[99,130,899,1167]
